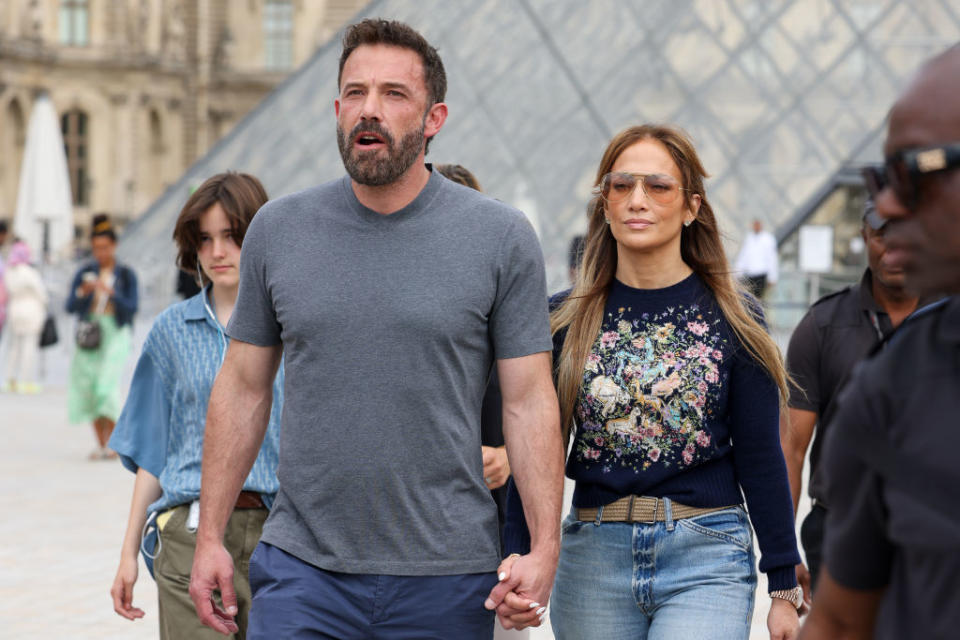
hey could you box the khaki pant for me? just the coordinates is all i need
[154,503,267,640]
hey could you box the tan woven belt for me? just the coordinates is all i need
[576,495,737,523]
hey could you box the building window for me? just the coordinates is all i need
[62,109,89,206]
[264,0,293,70]
[149,110,164,154]
[59,0,89,46]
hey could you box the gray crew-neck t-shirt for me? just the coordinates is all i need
[228,169,552,575]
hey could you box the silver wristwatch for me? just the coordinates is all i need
[769,586,803,610]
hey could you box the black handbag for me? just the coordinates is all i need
[75,277,110,350]
[39,314,58,348]
[75,317,101,350]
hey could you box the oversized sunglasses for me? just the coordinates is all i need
[861,142,960,209]
[596,172,688,206]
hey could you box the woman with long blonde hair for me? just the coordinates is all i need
[503,125,802,639]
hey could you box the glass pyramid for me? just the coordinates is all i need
[119,0,960,300]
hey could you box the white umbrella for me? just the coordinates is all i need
[13,92,74,262]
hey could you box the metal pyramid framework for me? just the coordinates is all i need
[119,0,960,296]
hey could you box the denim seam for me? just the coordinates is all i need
[676,519,751,552]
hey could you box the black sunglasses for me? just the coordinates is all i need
[861,198,887,232]
[862,142,960,209]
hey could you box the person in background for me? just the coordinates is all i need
[780,197,935,604]
[2,240,48,393]
[800,43,960,640]
[0,220,9,338]
[504,124,803,639]
[66,214,139,460]
[735,218,779,299]
[176,268,202,299]
[436,162,481,191]
[108,172,282,639]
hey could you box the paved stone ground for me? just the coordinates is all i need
[0,333,806,639]
[0,386,159,639]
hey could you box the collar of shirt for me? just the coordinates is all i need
[939,296,960,344]
[183,286,225,332]
[857,269,884,314]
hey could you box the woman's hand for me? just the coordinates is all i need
[482,446,511,490]
[110,554,145,620]
[486,553,550,630]
[768,597,800,640]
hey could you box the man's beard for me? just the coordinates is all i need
[337,119,425,186]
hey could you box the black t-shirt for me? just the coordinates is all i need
[786,270,896,503]
[821,296,960,640]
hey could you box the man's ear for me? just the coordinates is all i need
[423,102,448,141]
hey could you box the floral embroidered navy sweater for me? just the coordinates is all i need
[505,274,800,590]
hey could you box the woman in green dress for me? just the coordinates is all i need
[66,214,139,460]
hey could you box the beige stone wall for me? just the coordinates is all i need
[0,0,366,243]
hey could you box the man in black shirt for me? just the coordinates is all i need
[800,44,960,639]
[781,199,930,600]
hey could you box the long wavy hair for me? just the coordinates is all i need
[552,124,789,446]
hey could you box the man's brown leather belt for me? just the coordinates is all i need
[235,491,265,509]
[576,495,737,523]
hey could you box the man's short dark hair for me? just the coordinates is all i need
[339,19,446,107]
[0,220,8,235]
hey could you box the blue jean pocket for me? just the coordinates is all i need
[561,512,588,536]
[676,507,752,551]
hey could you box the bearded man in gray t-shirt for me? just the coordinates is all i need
[188,19,564,639]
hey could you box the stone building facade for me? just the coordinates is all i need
[0,0,366,239]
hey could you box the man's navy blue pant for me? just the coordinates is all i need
[248,542,498,639]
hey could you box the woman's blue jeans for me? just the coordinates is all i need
[550,503,757,640]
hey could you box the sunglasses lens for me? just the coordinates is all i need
[642,175,681,205]
[863,202,888,231]
[885,158,915,207]
[602,173,638,203]
[601,173,682,205]
[861,166,885,198]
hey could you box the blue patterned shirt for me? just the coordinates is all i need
[109,289,283,515]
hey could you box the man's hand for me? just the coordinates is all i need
[482,446,510,490]
[189,539,239,635]
[796,563,813,609]
[110,554,144,620]
[484,551,557,630]
[768,598,800,640]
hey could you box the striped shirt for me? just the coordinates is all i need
[110,289,283,515]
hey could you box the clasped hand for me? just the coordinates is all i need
[484,551,555,630]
